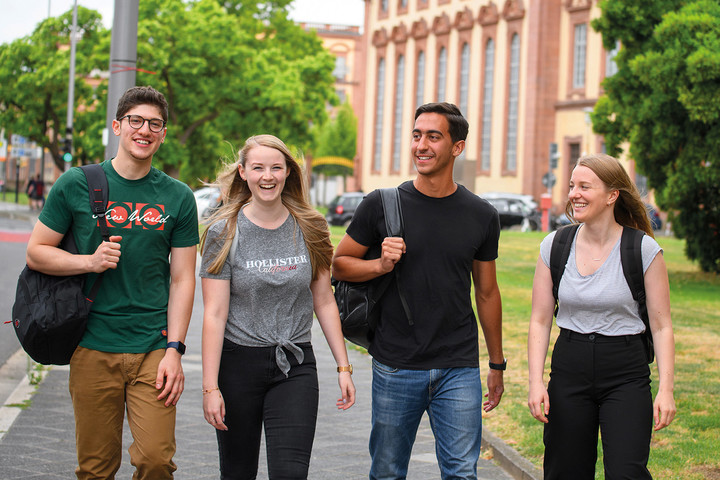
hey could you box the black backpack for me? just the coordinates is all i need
[10,164,110,365]
[332,188,412,349]
[550,224,654,363]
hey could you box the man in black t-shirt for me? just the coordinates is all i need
[333,102,505,479]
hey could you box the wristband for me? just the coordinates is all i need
[489,358,507,371]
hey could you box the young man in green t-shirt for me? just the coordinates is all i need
[26,86,199,479]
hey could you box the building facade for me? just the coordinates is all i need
[357,0,635,211]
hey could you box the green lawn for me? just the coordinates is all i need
[329,226,720,480]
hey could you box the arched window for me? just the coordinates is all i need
[374,58,386,172]
[393,55,405,172]
[506,34,520,172]
[416,51,425,108]
[481,39,495,172]
[437,47,447,102]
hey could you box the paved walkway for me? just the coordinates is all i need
[0,200,540,479]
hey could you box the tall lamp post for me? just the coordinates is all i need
[104,1,139,161]
[64,0,78,171]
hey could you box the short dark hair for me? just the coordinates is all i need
[116,86,169,123]
[414,102,469,143]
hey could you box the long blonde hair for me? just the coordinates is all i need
[200,135,333,278]
[565,153,654,237]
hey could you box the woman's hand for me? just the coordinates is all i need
[528,381,550,423]
[653,389,676,431]
[203,388,228,431]
[336,372,356,410]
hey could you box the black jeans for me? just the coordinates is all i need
[216,340,319,480]
[544,329,653,480]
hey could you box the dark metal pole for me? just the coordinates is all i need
[104,0,139,161]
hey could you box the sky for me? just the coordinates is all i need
[0,0,365,45]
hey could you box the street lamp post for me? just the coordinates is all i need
[104,1,139,161]
[64,0,78,171]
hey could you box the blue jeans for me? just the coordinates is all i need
[369,359,484,480]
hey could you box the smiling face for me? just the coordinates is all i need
[238,145,289,206]
[568,165,618,222]
[411,112,464,179]
[112,104,166,163]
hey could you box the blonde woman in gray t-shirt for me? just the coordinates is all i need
[528,153,676,479]
[199,135,355,479]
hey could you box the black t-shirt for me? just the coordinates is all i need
[346,181,500,369]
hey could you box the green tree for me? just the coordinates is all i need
[312,101,357,178]
[1,0,337,187]
[133,0,337,185]
[0,7,109,171]
[592,0,720,273]
[311,102,357,203]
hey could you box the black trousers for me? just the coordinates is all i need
[544,329,653,480]
[216,340,319,480]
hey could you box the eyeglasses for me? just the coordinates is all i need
[118,114,166,133]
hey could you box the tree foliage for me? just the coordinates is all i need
[1,0,337,187]
[311,101,357,177]
[592,0,720,273]
[0,7,109,171]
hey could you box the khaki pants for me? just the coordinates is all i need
[69,347,177,480]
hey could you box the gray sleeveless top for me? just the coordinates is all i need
[539,226,662,336]
[200,210,313,375]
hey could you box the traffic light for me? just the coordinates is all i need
[63,138,73,163]
[549,142,559,169]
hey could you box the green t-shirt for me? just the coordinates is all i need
[39,160,199,353]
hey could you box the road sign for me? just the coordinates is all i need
[542,172,556,188]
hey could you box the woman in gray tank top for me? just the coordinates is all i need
[527,153,676,479]
[199,135,355,479]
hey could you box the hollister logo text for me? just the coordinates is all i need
[98,202,171,230]
[246,255,308,274]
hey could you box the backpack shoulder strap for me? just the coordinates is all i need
[379,187,404,237]
[550,224,579,317]
[620,227,649,329]
[79,164,110,242]
[377,188,413,325]
[78,164,110,302]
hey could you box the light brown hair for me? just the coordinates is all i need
[565,153,654,237]
[200,135,333,278]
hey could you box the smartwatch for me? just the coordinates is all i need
[489,358,507,371]
[166,341,186,355]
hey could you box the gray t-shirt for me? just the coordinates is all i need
[539,226,662,336]
[200,210,313,375]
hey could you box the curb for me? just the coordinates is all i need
[482,429,543,480]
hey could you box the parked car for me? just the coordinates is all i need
[193,186,222,221]
[482,191,538,210]
[481,194,542,231]
[326,192,365,227]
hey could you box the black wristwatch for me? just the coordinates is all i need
[166,341,186,355]
[489,358,507,371]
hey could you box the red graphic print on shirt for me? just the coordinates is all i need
[100,202,171,230]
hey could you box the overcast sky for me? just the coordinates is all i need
[0,0,365,45]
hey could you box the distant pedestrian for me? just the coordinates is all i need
[25,85,199,479]
[26,174,44,211]
[200,134,355,478]
[527,153,676,479]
